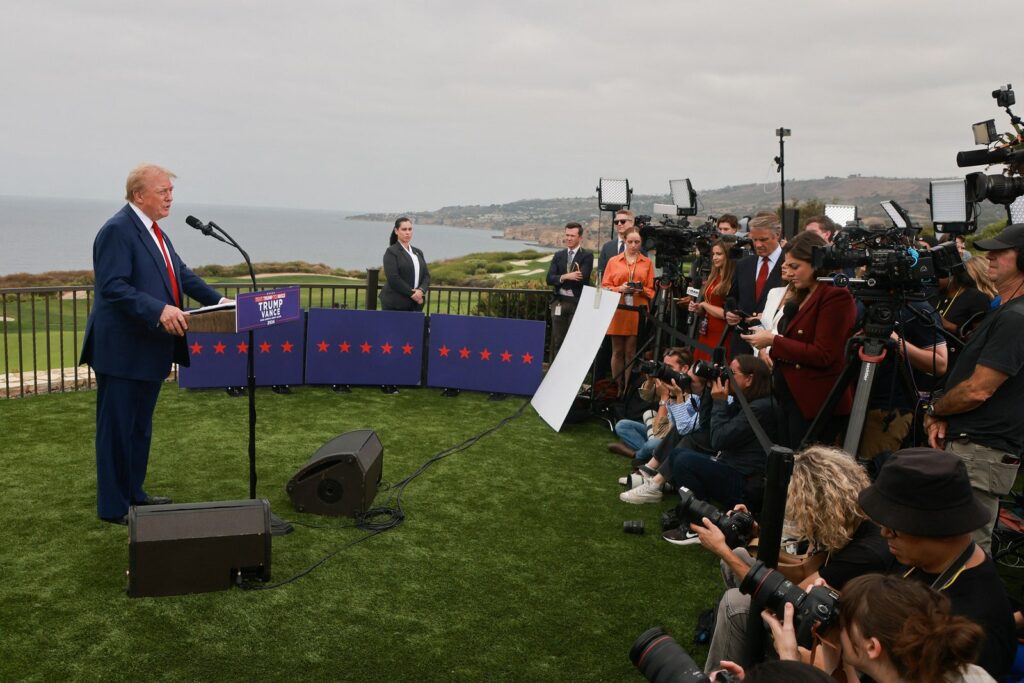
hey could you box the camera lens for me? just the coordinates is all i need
[623,520,645,535]
[629,627,708,683]
[676,488,724,528]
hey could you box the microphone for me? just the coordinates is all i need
[186,215,214,236]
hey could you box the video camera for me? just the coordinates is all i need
[952,84,1024,225]
[636,359,690,390]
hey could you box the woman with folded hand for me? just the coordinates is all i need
[381,217,430,312]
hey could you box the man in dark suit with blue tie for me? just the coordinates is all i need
[726,213,784,356]
[546,222,594,361]
[80,164,226,525]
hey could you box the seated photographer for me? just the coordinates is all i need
[608,348,692,461]
[741,231,856,449]
[621,354,774,506]
[857,448,1016,680]
[698,445,890,674]
[763,574,995,683]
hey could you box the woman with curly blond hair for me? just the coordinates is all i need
[696,445,893,673]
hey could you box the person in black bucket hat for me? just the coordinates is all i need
[857,448,1015,680]
[923,222,1024,554]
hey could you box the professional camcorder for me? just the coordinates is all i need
[637,359,690,389]
[740,560,841,649]
[630,627,740,683]
[661,488,755,549]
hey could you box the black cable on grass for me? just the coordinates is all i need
[242,397,532,590]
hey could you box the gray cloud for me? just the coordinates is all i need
[0,1,1015,212]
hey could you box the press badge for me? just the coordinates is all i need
[625,294,634,306]
[554,304,562,316]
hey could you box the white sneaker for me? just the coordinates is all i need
[619,479,662,504]
[662,528,701,546]
[617,470,651,489]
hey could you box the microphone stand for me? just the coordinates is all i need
[194,219,293,536]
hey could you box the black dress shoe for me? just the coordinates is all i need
[101,515,128,526]
[134,495,173,506]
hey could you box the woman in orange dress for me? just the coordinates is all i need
[601,228,655,393]
[688,239,735,362]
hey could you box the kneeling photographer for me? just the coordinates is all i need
[695,446,890,674]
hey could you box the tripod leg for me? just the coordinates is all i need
[842,361,880,455]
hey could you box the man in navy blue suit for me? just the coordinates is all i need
[726,213,784,356]
[546,221,593,361]
[80,164,226,525]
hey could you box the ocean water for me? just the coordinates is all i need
[0,196,553,276]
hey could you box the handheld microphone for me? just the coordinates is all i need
[185,215,214,236]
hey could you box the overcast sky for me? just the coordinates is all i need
[1,1,1017,213]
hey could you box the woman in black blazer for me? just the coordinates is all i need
[380,217,430,311]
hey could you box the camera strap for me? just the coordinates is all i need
[724,367,774,456]
[931,541,976,592]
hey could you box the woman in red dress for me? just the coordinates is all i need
[601,228,655,393]
[688,239,735,362]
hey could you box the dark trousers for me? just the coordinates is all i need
[548,297,578,362]
[95,372,163,519]
[669,448,747,509]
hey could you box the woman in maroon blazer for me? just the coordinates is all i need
[741,231,855,449]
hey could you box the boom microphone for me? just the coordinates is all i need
[185,215,214,236]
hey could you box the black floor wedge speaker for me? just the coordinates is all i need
[286,429,383,517]
[127,499,271,598]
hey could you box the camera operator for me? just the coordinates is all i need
[607,348,691,461]
[697,446,890,673]
[761,574,995,683]
[801,215,837,243]
[857,448,1016,679]
[717,214,740,236]
[622,355,776,508]
[937,257,995,344]
[741,231,856,449]
[727,214,784,357]
[925,223,1024,553]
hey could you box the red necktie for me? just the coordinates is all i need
[152,222,181,307]
[755,257,770,302]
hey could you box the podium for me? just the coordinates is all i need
[186,288,301,536]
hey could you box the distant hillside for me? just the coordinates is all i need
[348,176,1006,249]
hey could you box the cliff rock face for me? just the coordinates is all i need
[503,221,606,250]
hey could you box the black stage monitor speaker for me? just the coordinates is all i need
[286,429,383,517]
[127,499,271,598]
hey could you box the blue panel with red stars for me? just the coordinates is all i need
[178,314,306,388]
[304,308,425,386]
[426,314,544,395]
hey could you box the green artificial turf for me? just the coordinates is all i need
[0,386,722,682]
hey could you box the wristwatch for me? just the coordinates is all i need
[925,403,938,418]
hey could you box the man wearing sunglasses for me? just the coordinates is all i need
[598,210,643,274]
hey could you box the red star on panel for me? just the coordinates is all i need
[459,347,471,359]
[281,341,294,353]
[402,343,414,355]
[237,341,248,354]
[521,352,533,364]
[479,348,492,361]
[438,345,450,357]
[259,341,272,353]
[190,342,202,355]
[339,341,351,353]
[360,342,373,354]
[317,340,329,352]
[500,350,512,362]
[213,342,226,355]
[381,342,393,354]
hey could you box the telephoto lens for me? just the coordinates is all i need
[623,520,645,535]
[630,627,734,683]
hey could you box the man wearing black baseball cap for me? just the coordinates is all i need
[859,448,1015,679]
[924,223,1024,552]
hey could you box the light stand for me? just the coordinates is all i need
[187,217,294,536]
[774,127,791,224]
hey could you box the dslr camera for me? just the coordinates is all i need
[740,560,840,649]
[637,359,690,390]
[691,359,728,383]
[661,488,755,549]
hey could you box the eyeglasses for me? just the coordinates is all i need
[614,219,632,225]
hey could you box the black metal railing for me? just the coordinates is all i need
[1,276,550,398]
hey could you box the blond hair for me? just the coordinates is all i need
[125,164,176,202]
[786,445,870,551]
[966,256,997,299]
